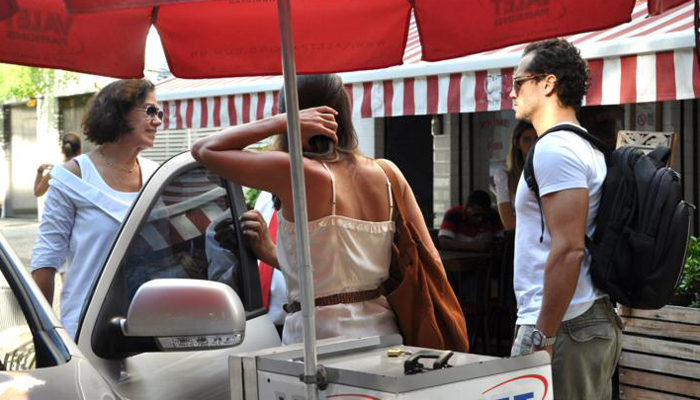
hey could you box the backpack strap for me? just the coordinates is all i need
[523,123,611,243]
[647,146,671,166]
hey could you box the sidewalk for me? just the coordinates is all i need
[0,216,40,267]
[0,216,38,228]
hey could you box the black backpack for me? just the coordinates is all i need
[523,123,695,309]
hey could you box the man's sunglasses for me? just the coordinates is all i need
[142,105,164,120]
[483,73,548,96]
[512,74,547,95]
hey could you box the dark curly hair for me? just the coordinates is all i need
[522,39,590,110]
[275,74,359,163]
[82,79,155,145]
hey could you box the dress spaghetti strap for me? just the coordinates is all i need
[320,162,337,216]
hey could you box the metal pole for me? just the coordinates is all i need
[276,1,319,399]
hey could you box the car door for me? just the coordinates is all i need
[75,152,281,400]
[0,234,121,400]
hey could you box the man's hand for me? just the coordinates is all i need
[240,210,278,268]
[213,217,239,252]
[542,344,554,359]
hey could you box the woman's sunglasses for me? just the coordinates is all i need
[142,105,164,120]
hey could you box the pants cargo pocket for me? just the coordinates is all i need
[564,318,616,343]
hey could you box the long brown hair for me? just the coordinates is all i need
[275,74,360,163]
[506,121,535,199]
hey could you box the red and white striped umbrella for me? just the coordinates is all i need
[0,0,637,79]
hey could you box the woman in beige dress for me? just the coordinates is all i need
[192,74,439,345]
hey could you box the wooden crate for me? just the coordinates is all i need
[618,305,700,399]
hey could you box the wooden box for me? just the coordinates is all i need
[618,305,700,399]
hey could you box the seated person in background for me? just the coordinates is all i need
[439,190,502,251]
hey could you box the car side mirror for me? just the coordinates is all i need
[116,279,246,351]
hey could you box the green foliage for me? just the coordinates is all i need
[678,236,700,308]
[0,64,77,103]
[244,188,261,211]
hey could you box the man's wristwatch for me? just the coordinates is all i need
[531,327,556,349]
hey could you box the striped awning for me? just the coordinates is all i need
[157,0,699,131]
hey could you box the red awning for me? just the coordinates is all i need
[157,0,700,131]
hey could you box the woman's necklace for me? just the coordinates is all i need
[98,148,137,174]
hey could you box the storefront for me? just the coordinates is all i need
[151,0,699,233]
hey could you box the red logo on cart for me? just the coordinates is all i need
[327,394,385,400]
[481,374,548,400]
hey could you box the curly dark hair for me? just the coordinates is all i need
[275,74,359,163]
[82,79,155,145]
[522,39,590,109]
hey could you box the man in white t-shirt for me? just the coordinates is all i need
[509,39,622,400]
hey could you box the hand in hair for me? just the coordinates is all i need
[298,106,338,149]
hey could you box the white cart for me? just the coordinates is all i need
[230,335,552,400]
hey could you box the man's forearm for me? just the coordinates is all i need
[536,242,585,337]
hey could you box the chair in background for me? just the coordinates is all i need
[486,231,517,356]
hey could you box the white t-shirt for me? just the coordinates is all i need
[494,169,511,205]
[513,125,606,325]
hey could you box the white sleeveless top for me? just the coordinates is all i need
[276,162,400,345]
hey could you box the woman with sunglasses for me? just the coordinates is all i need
[30,79,161,338]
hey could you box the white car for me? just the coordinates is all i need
[0,152,281,400]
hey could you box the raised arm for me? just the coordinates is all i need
[34,164,53,197]
[191,107,338,198]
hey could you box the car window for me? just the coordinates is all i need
[0,271,36,371]
[118,166,248,305]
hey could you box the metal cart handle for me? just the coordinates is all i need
[404,350,454,375]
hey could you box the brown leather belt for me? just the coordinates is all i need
[283,288,381,314]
